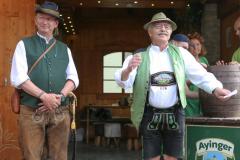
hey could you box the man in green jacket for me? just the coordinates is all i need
[217,15,240,65]
[115,12,231,160]
[231,16,240,62]
[10,1,79,160]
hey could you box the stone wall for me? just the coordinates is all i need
[201,3,220,65]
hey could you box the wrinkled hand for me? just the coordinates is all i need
[39,93,61,111]
[216,60,227,65]
[216,60,239,65]
[229,61,239,65]
[213,87,231,101]
[127,53,142,72]
[36,103,49,112]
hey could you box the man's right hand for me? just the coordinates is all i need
[127,53,142,71]
[121,53,142,81]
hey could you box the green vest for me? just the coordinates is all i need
[20,35,69,108]
[131,44,186,128]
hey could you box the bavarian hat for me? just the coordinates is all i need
[144,12,177,31]
[36,1,61,20]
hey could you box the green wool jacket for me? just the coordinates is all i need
[131,44,186,128]
[231,47,240,62]
[20,35,69,108]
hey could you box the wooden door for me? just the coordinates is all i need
[0,0,35,159]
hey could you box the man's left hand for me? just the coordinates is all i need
[213,87,231,101]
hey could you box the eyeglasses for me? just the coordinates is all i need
[151,23,172,30]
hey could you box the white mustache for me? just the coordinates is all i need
[158,32,168,36]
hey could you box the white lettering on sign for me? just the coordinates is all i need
[196,138,234,157]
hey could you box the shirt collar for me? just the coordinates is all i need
[150,44,169,53]
[37,32,53,44]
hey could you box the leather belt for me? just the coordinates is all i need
[61,96,71,106]
[146,102,180,113]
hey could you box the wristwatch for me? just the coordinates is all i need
[60,93,66,104]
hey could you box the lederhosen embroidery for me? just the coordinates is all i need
[147,104,179,131]
[147,71,179,131]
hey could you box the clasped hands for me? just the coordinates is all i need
[37,93,62,112]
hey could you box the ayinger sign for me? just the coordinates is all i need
[186,125,240,160]
[195,138,235,160]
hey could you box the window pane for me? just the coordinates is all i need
[124,52,133,59]
[104,68,120,80]
[104,52,122,66]
[104,81,122,93]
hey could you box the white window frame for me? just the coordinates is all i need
[103,51,133,93]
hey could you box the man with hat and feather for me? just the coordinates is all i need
[10,1,79,160]
[115,12,231,160]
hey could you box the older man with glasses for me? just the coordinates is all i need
[10,1,79,160]
[115,12,231,160]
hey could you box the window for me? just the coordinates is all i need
[103,52,133,93]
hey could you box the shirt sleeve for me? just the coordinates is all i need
[66,48,79,89]
[114,55,137,89]
[180,47,223,94]
[10,40,30,88]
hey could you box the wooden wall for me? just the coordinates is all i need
[63,8,185,121]
[0,0,238,155]
[0,0,35,159]
[64,9,156,116]
[65,7,240,123]
[63,7,240,136]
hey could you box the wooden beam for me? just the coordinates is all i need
[51,0,187,9]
